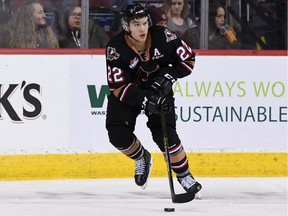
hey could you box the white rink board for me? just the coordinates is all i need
[0,55,70,152]
[174,56,287,152]
[0,54,287,153]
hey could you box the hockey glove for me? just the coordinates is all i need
[150,73,176,96]
[142,95,171,114]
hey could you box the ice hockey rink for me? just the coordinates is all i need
[0,177,287,216]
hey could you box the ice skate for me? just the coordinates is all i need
[134,149,153,189]
[177,173,202,199]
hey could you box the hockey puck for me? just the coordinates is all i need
[164,208,175,212]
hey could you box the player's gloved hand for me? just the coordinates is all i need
[142,95,171,114]
[150,73,176,95]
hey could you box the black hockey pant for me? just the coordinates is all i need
[105,94,180,152]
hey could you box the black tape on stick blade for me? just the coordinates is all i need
[164,208,175,212]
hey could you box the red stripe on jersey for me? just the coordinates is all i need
[180,62,193,74]
[120,83,133,102]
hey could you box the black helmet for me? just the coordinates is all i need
[120,3,151,32]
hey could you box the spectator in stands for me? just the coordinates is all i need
[57,4,109,48]
[1,0,59,48]
[62,0,132,11]
[162,0,199,49]
[208,2,240,49]
[0,0,12,25]
[147,5,167,27]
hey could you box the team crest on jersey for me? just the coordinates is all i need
[152,48,164,60]
[164,29,177,42]
[107,46,120,61]
[129,57,139,69]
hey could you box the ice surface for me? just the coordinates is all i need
[0,177,287,216]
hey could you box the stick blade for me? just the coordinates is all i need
[172,192,195,203]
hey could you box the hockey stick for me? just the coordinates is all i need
[160,109,194,203]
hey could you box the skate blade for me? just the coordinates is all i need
[141,157,154,190]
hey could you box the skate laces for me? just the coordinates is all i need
[135,157,146,175]
[179,174,196,190]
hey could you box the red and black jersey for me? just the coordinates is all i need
[105,25,195,108]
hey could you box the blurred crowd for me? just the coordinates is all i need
[0,0,286,49]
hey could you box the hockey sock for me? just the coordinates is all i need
[164,142,190,177]
[118,136,144,160]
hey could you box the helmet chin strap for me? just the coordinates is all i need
[128,33,140,43]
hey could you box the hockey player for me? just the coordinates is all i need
[105,3,202,199]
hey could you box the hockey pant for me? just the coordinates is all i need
[105,94,190,176]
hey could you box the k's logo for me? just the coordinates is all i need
[0,82,42,123]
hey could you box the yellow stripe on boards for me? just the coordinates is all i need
[0,153,287,180]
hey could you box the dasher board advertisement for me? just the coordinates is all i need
[0,54,287,153]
